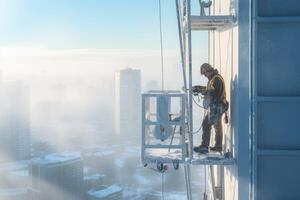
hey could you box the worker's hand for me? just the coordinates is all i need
[192,85,206,95]
[200,89,208,95]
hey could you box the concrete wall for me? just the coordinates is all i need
[208,0,239,199]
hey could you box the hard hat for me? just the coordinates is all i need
[200,63,213,74]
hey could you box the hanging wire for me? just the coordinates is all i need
[204,165,207,195]
[158,0,165,90]
[192,95,204,109]
[161,172,165,200]
[193,123,203,134]
[191,95,207,134]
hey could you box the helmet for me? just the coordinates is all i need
[200,63,213,74]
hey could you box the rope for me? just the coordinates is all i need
[192,97,207,134]
[158,0,165,90]
[193,122,203,134]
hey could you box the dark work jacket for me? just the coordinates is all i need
[206,71,226,103]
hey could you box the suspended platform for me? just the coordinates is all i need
[191,151,235,165]
[141,91,235,167]
[187,15,235,31]
[144,148,234,166]
[144,149,183,164]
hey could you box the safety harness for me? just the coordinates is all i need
[206,74,229,124]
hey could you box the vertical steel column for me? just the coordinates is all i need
[176,0,187,90]
[184,164,191,200]
[181,96,187,162]
[187,0,194,162]
[251,0,257,199]
[237,0,251,199]
[141,95,146,164]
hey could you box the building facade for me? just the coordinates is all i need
[30,153,84,200]
[207,0,300,199]
[0,81,30,163]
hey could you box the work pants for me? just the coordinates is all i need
[201,114,223,148]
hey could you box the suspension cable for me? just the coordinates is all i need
[158,0,165,90]
[204,165,207,194]
[161,172,165,200]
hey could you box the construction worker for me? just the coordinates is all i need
[192,63,228,154]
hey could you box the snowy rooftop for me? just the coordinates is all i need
[88,185,122,198]
[0,188,27,197]
[33,152,81,165]
[0,160,29,172]
[9,169,29,177]
[84,173,105,181]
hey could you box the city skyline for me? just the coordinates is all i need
[0,1,209,199]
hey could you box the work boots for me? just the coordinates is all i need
[210,146,222,152]
[193,145,209,154]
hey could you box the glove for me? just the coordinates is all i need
[192,85,206,95]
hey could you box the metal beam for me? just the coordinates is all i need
[187,0,194,163]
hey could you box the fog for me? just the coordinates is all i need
[0,47,207,199]
[0,47,206,145]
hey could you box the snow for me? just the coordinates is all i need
[0,160,29,172]
[86,150,113,157]
[9,169,29,177]
[0,188,27,197]
[84,173,105,181]
[33,152,81,165]
[88,185,122,198]
[134,173,151,185]
[114,158,125,168]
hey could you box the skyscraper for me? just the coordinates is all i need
[0,80,30,163]
[114,68,141,137]
[30,153,84,200]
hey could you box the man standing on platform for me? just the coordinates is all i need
[192,63,228,154]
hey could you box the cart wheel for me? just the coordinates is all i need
[173,160,179,170]
[157,162,164,172]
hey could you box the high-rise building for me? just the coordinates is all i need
[30,153,84,200]
[114,68,141,136]
[0,81,30,163]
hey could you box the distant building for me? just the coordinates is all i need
[83,174,105,191]
[114,68,141,136]
[0,81,30,163]
[87,185,122,200]
[30,153,84,200]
